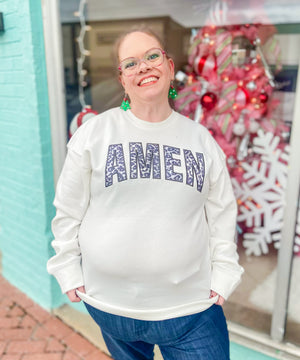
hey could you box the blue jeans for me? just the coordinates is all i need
[84,303,230,360]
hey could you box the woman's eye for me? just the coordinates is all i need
[147,53,159,61]
[124,61,137,69]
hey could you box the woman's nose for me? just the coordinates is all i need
[137,60,151,72]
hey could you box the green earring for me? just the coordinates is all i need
[120,94,131,111]
[168,84,178,99]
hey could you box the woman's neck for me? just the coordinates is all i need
[130,101,172,123]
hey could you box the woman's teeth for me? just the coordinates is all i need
[139,77,158,86]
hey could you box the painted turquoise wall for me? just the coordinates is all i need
[0,0,64,309]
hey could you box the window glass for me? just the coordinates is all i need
[286,197,300,346]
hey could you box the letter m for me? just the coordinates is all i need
[129,142,161,179]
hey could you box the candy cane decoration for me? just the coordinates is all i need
[215,29,233,75]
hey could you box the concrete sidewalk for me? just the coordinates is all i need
[0,274,111,360]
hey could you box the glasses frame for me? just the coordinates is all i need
[118,48,166,76]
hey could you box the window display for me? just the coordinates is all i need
[172,21,298,344]
[59,0,300,350]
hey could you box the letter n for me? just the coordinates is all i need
[184,150,205,192]
[163,146,183,183]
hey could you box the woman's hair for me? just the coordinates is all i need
[112,24,167,71]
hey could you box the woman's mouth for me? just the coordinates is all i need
[138,76,159,86]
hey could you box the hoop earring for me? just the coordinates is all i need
[120,93,131,111]
[168,82,178,99]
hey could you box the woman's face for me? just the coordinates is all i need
[118,32,175,106]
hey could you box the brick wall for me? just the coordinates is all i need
[0,0,64,309]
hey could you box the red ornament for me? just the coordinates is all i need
[235,87,250,106]
[69,107,98,137]
[194,55,216,78]
[201,92,218,111]
[197,55,208,74]
[259,92,269,103]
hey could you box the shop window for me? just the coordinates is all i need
[59,1,300,348]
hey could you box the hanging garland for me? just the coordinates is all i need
[69,0,98,137]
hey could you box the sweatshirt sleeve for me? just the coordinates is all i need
[205,142,244,300]
[47,143,91,294]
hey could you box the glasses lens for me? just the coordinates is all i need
[119,48,164,75]
[120,58,138,73]
[144,49,163,66]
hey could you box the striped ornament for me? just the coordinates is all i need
[215,29,233,75]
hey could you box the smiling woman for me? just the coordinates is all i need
[47,25,243,360]
[116,30,175,122]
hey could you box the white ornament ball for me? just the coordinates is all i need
[69,107,98,137]
[249,119,260,133]
[246,81,257,91]
[233,122,246,136]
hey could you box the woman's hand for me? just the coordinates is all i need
[66,286,86,302]
[210,290,225,306]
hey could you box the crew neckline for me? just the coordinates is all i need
[124,109,176,129]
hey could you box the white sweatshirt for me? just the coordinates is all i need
[47,108,243,320]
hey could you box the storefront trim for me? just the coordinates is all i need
[41,0,68,184]
[229,322,300,359]
[271,54,300,342]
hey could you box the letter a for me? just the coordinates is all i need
[105,144,127,187]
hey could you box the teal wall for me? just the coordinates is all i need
[0,0,64,309]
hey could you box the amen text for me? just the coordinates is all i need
[105,142,205,192]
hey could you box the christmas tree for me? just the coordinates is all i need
[174,23,300,256]
[175,23,285,174]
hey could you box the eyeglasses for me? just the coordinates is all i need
[118,48,166,76]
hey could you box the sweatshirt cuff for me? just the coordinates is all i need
[211,266,244,300]
[47,261,84,294]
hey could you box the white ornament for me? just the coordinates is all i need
[237,133,250,161]
[249,118,260,133]
[233,121,246,136]
[246,81,257,91]
[175,71,188,84]
[232,130,297,256]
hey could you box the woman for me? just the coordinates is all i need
[47,27,244,360]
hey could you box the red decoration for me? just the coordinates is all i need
[259,92,269,103]
[197,55,208,74]
[235,87,250,106]
[194,55,216,78]
[69,107,98,137]
[174,23,287,178]
[201,92,218,111]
